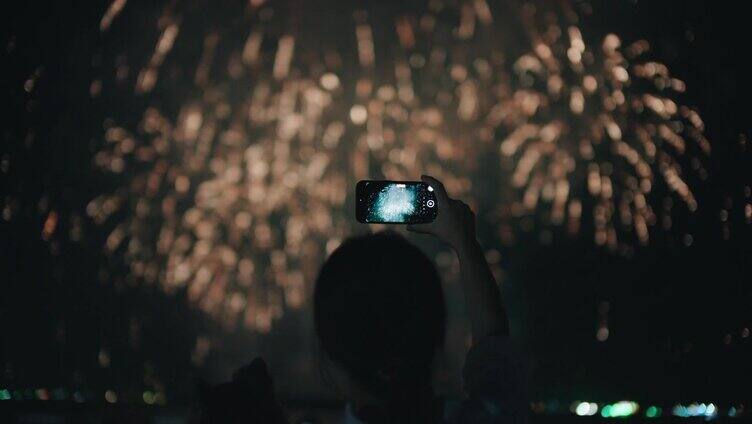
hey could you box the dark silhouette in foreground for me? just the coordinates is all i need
[200,175,525,423]
[198,357,287,424]
[314,230,447,423]
[311,175,525,423]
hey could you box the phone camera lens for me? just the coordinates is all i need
[426,200,435,208]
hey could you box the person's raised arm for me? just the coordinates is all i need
[408,175,509,341]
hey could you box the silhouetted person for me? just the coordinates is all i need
[314,175,526,423]
[198,357,287,424]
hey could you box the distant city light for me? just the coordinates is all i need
[673,405,690,417]
[604,401,639,418]
[645,406,662,418]
[706,403,716,417]
[536,400,742,419]
[596,326,610,341]
[601,405,612,417]
[142,391,155,405]
[673,403,719,419]
[575,401,599,416]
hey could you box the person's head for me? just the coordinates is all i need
[313,231,446,408]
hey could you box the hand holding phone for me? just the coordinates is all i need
[356,180,438,224]
[406,175,477,252]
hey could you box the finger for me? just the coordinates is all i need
[421,175,450,204]
[458,200,474,214]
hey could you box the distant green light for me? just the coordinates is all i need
[601,405,613,418]
[646,406,662,418]
[0,389,10,401]
[143,390,155,405]
[609,401,639,418]
[728,407,737,417]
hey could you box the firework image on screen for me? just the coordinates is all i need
[358,181,437,224]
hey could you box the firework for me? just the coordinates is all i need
[493,3,710,248]
[89,0,710,331]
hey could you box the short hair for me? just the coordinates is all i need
[313,231,446,398]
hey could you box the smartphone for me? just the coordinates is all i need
[356,180,438,224]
